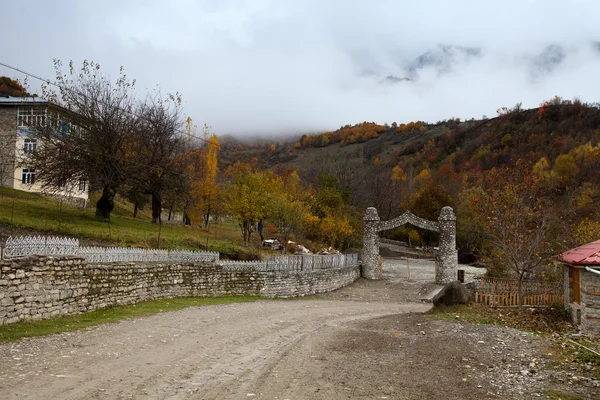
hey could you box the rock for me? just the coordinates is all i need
[295,245,312,255]
[432,281,470,306]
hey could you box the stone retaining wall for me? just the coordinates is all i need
[0,256,360,325]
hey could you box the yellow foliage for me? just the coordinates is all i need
[576,183,599,210]
[576,218,600,245]
[391,165,407,182]
[413,168,431,189]
[320,214,354,248]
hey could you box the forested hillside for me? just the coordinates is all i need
[228,97,600,275]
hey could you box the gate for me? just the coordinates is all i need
[362,207,458,284]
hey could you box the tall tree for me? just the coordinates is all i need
[127,94,186,223]
[30,60,137,220]
[464,162,569,305]
[224,163,279,243]
[193,132,220,229]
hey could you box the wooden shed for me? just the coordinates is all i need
[559,240,600,336]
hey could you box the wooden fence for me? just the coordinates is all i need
[473,277,563,307]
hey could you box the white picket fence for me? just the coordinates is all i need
[2,236,79,259]
[1,236,356,271]
[1,236,219,263]
[220,253,359,272]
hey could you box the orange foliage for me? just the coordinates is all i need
[296,122,387,149]
[396,121,424,134]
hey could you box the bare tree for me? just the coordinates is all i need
[29,60,137,220]
[465,163,570,305]
[127,94,186,223]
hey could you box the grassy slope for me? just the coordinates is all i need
[0,187,263,258]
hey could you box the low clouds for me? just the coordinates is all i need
[3,0,600,135]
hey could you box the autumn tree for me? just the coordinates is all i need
[464,162,568,305]
[224,163,279,243]
[267,167,308,248]
[194,132,221,229]
[0,76,31,97]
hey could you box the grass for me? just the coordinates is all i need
[0,187,262,258]
[541,390,583,400]
[426,303,575,335]
[0,296,263,342]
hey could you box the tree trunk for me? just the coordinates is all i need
[168,204,173,221]
[96,185,116,221]
[241,221,252,244]
[133,202,139,218]
[518,276,524,308]
[258,219,264,242]
[204,206,211,230]
[151,192,162,224]
[182,200,192,225]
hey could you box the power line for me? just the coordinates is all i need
[0,60,216,146]
[0,60,222,182]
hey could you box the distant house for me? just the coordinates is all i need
[559,241,600,336]
[0,96,89,205]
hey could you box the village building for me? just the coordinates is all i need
[0,96,88,205]
[559,240,600,336]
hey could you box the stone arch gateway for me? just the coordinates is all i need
[362,206,458,284]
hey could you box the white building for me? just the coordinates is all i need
[0,96,89,204]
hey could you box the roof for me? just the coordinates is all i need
[0,96,48,105]
[559,240,600,265]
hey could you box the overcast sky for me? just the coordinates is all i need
[2,0,600,136]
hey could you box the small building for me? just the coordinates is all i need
[559,241,600,336]
[0,96,88,205]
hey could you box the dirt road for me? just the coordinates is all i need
[1,279,597,399]
[0,297,427,400]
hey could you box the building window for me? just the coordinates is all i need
[22,168,36,184]
[79,180,87,192]
[18,108,47,127]
[23,138,37,153]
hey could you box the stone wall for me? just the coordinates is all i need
[580,269,600,335]
[0,256,360,325]
[362,206,457,283]
[259,266,360,298]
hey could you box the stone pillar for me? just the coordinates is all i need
[437,206,458,284]
[362,207,380,279]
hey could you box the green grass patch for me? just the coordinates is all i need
[541,389,583,400]
[0,296,262,342]
[0,187,259,259]
[426,303,575,335]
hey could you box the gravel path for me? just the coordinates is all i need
[0,300,428,400]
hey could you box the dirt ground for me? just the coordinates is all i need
[0,274,598,399]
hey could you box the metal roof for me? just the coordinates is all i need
[0,96,48,105]
[559,240,600,265]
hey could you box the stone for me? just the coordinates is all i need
[362,206,457,283]
[433,281,470,306]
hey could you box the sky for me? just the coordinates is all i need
[2,0,600,136]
